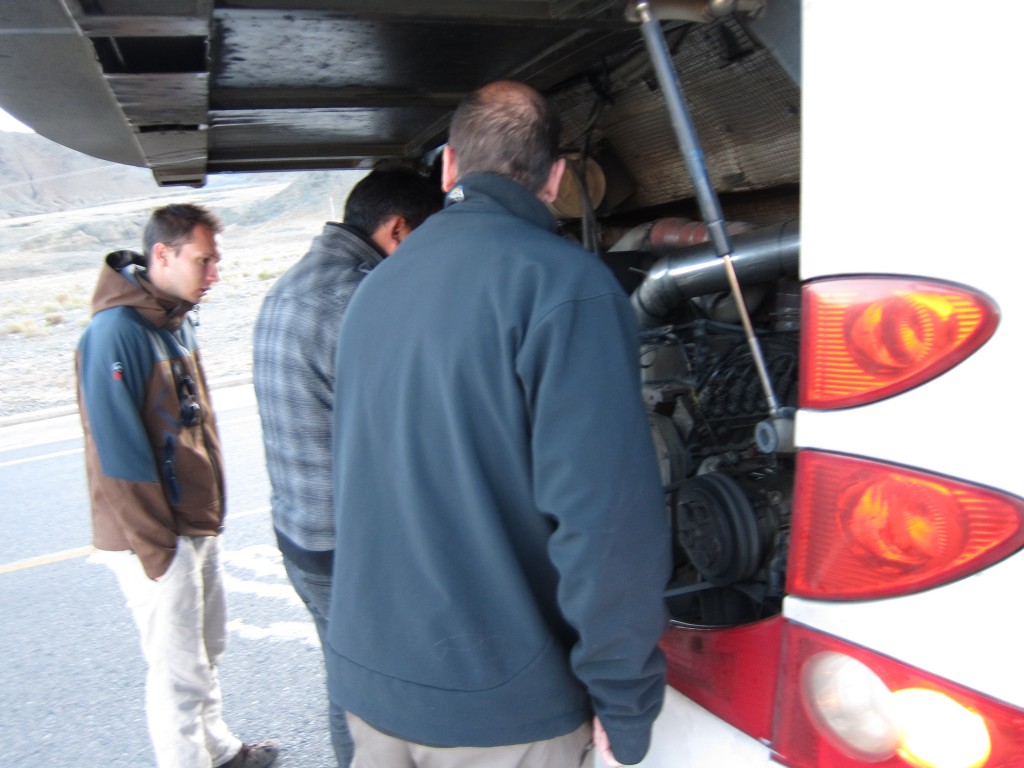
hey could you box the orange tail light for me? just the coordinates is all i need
[788,451,1024,600]
[800,277,998,409]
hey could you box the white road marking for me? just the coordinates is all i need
[226,618,320,647]
[0,447,82,468]
[0,546,94,574]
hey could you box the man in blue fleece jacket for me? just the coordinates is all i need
[327,80,670,767]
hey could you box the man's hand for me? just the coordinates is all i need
[593,716,623,767]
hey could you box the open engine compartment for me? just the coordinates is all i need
[605,215,799,628]
[639,255,798,627]
[532,7,801,628]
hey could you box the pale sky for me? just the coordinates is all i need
[0,108,32,132]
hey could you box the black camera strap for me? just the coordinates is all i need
[153,325,202,428]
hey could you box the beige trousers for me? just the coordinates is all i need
[346,713,593,768]
[96,536,242,768]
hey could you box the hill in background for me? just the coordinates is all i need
[0,129,367,417]
[0,131,160,220]
[0,129,364,279]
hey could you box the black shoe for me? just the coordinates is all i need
[216,739,280,768]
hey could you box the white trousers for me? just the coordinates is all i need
[98,536,242,768]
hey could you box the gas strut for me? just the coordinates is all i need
[628,0,794,453]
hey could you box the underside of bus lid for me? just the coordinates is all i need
[0,0,799,193]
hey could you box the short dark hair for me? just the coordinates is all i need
[142,203,223,266]
[448,80,561,193]
[343,168,444,235]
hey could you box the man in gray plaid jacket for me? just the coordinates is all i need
[252,168,442,767]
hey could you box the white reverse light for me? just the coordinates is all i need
[801,652,993,768]
[802,651,899,761]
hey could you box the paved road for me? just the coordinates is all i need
[0,385,336,767]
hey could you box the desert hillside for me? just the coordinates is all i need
[0,130,365,419]
[0,131,160,221]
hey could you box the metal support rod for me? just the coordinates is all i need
[633,0,781,417]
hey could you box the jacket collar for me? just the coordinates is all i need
[445,173,557,234]
[323,222,387,269]
[91,250,194,330]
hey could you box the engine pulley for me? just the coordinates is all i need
[674,472,764,586]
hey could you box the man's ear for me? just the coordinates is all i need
[441,145,458,192]
[150,242,171,268]
[371,214,408,256]
[391,215,409,246]
[537,157,566,204]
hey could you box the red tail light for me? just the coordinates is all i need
[773,622,1024,768]
[660,616,784,741]
[788,451,1024,600]
[800,277,998,409]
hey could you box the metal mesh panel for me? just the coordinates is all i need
[555,17,800,212]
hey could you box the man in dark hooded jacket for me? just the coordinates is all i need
[77,203,279,768]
